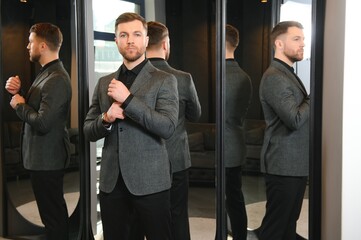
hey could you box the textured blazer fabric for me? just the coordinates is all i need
[259,60,310,176]
[16,61,72,171]
[224,60,253,168]
[84,61,179,195]
[150,59,202,173]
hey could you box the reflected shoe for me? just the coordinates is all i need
[296,233,307,240]
[247,228,259,240]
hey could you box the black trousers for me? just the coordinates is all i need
[225,166,247,240]
[99,174,172,240]
[29,170,69,240]
[258,174,307,240]
[170,169,191,240]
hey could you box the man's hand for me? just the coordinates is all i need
[107,79,130,104]
[105,102,126,122]
[5,75,21,95]
[10,94,25,109]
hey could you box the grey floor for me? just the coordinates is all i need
[5,172,308,240]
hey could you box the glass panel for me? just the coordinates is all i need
[280,0,312,94]
[1,0,80,237]
[91,0,140,237]
[225,1,312,239]
[94,40,123,80]
[93,0,140,33]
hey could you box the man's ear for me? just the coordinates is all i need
[162,40,167,51]
[275,39,284,50]
[145,35,149,48]
[39,41,47,52]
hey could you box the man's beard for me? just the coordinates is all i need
[30,53,40,63]
[121,47,145,62]
[285,50,303,63]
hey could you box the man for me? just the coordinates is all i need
[224,24,253,240]
[146,21,202,240]
[5,23,72,240]
[83,13,179,240]
[258,21,310,240]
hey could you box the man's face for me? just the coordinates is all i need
[115,20,149,63]
[278,26,305,63]
[27,32,42,63]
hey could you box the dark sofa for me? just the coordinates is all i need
[186,119,266,185]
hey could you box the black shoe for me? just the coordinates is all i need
[296,233,307,240]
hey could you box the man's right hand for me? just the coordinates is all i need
[106,102,126,122]
[5,76,21,95]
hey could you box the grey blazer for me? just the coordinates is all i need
[224,60,252,168]
[84,61,179,195]
[259,60,310,176]
[149,59,201,173]
[15,61,72,170]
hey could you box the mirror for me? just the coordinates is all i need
[0,0,320,239]
[168,0,313,238]
[225,0,311,239]
[1,0,80,238]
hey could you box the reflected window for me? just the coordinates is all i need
[280,0,312,93]
[93,0,143,79]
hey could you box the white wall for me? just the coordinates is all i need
[322,0,345,239]
[323,0,361,239]
[341,0,361,239]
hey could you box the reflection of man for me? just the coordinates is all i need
[146,21,202,240]
[258,21,309,240]
[83,13,179,239]
[5,23,72,240]
[224,24,252,240]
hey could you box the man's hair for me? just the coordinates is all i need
[270,21,303,48]
[147,21,169,48]
[29,23,63,51]
[226,24,239,49]
[114,12,147,34]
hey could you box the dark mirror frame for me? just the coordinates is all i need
[1,0,325,239]
[213,0,325,239]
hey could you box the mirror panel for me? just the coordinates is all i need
[1,0,80,238]
[90,0,143,237]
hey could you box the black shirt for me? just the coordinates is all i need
[117,58,148,108]
[37,59,61,76]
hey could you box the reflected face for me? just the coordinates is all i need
[27,32,42,63]
[115,20,149,63]
[279,26,305,63]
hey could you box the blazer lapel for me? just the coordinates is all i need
[26,71,50,99]
[129,62,154,94]
[273,61,308,96]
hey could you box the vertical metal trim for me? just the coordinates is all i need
[309,0,325,239]
[215,0,226,239]
[0,0,5,235]
[75,0,94,239]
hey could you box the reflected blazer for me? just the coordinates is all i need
[15,61,72,171]
[259,60,310,176]
[224,60,252,168]
[149,59,201,173]
[84,61,179,196]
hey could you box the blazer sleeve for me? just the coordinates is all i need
[184,73,202,122]
[124,74,179,140]
[261,70,310,130]
[16,74,71,134]
[83,77,113,142]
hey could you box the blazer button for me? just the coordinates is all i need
[119,128,123,132]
